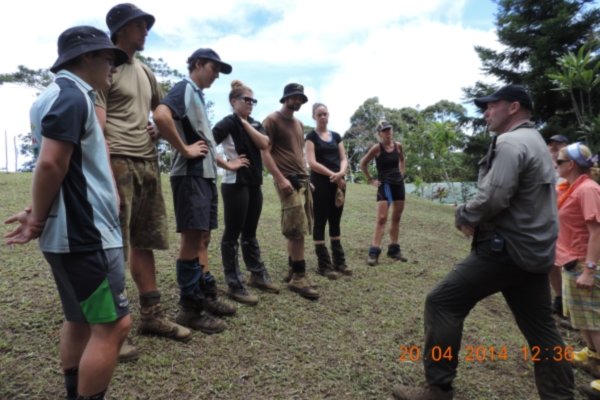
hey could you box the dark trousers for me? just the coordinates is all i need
[424,241,574,400]
[311,174,344,241]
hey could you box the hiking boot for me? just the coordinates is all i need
[331,240,352,275]
[388,243,408,262]
[580,380,600,400]
[248,271,280,293]
[573,348,600,378]
[118,337,139,363]
[138,304,192,341]
[315,244,340,280]
[227,284,259,306]
[559,318,575,330]
[392,384,454,400]
[176,307,227,334]
[201,272,237,316]
[283,256,293,283]
[288,272,319,300]
[367,246,381,266]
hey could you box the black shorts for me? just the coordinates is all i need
[171,175,218,232]
[377,182,405,203]
[43,248,129,324]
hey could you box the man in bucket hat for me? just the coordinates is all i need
[154,48,236,333]
[261,83,322,300]
[392,85,574,400]
[95,3,192,363]
[5,26,130,400]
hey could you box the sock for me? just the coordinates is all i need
[139,290,160,308]
[64,366,78,400]
[437,383,453,392]
[77,389,106,400]
[291,260,306,274]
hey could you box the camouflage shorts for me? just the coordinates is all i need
[274,178,313,240]
[111,156,169,260]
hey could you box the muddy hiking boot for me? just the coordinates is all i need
[367,246,381,266]
[284,256,293,283]
[201,271,237,316]
[315,244,340,280]
[388,243,408,262]
[176,290,226,334]
[227,283,259,306]
[288,260,319,300]
[579,380,600,400]
[392,384,454,400]
[137,291,192,342]
[248,270,280,293]
[331,240,352,275]
[572,347,600,378]
[118,337,139,363]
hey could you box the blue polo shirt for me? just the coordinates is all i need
[29,70,122,253]
[160,77,217,179]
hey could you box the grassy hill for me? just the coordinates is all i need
[0,173,590,399]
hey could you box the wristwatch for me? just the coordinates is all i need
[585,261,598,270]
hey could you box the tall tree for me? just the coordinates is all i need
[463,0,600,139]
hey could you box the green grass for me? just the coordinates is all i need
[0,173,591,399]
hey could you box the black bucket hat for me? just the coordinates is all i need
[377,121,393,132]
[188,48,232,74]
[50,26,129,74]
[107,3,155,41]
[280,83,308,104]
[474,84,533,111]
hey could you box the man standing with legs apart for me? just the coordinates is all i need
[262,84,319,300]
[392,85,574,400]
[154,49,236,333]
[95,3,191,361]
[4,26,131,400]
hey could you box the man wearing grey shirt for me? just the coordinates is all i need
[393,85,574,400]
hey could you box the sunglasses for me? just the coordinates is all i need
[556,159,571,165]
[236,96,257,105]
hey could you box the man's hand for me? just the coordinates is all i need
[278,178,294,197]
[183,141,209,159]
[228,155,250,171]
[576,267,596,290]
[455,225,475,238]
[4,207,46,245]
[147,122,160,142]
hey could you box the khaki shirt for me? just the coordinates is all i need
[262,111,308,178]
[455,121,558,273]
[95,58,163,159]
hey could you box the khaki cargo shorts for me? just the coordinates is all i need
[274,178,313,240]
[111,156,169,260]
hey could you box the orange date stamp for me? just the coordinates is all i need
[398,346,574,362]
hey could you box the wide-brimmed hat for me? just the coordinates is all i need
[546,134,569,144]
[474,84,533,111]
[50,26,129,74]
[280,83,308,104]
[107,3,155,41]
[188,48,232,74]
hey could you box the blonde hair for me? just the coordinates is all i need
[229,80,252,104]
[560,145,599,180]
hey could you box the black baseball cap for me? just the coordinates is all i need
[546,135,569,144]
[280,83,308,104]
[107,3,155,42]
[188,48,232,74]
[474,84,533,111]
[50,26,129,74]
[377,121,393,132]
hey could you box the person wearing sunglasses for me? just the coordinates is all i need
[553,143,600,399]
[212,80,278,305]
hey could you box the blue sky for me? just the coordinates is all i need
[0,0,503,170]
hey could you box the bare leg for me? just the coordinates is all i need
[179,229,204,261]
[287,238,305,261]
[77,315,131,396]
[129,249,157,294]
[60,322,91,369]
[549,266,562,298]
[372,201,389,247]
[389,200,405,244]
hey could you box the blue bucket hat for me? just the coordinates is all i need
[50,26,129,73]
[565,142,599,168]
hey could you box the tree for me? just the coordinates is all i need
[463,0,600,139]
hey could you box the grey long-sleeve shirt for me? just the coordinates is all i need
[455,121,558,273]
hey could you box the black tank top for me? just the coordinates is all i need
[375,142,403,184]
